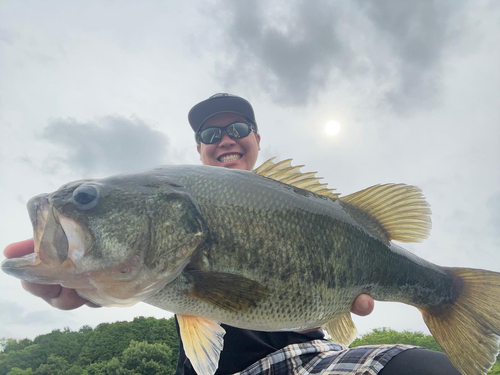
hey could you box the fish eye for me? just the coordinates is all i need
[72,185,100,210]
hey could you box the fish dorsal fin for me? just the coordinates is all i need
[176,314,225,375]
[339,184,431,243]
[253,158,340,199]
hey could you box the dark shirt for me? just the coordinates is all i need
[175,317,325,374]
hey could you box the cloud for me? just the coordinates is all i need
[40,115,170,176]
[0,298,25,326]
[0,298,78,338]
[212,1,348,106]
[208,0,466,112]
[0,28,16,46]
[361,0,462,113]
[0,297,73,326]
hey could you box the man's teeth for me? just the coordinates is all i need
[220,154,241,162]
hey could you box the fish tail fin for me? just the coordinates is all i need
[420,267,500,375]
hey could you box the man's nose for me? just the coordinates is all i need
[218,131,235,147]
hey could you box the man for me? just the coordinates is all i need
[4,93,459,374]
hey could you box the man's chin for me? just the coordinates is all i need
[220,162,243,169]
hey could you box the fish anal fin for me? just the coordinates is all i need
[339,184,431,243]
[322,312,357,348]
[177,314,225,375]
[187,270,269,313]
[420,267,500,375]
[253,158,340,199]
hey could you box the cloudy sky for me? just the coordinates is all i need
[1,0,499,341]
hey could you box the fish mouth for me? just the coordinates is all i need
[2,195,93,286]
[3,194,183,307]
[29,195,67,266]
[28,194,92,269]
[24,196,173,305]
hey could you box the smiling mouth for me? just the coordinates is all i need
[218,154,242,163]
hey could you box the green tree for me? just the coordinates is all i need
[120,340,174,375]
[0,344,46,374]
[6,368,33,375]
[66,365,88,375]
[104,357,130,374]
[34,355,68,375]
[85,361,108,375]
[489,361,500,375]
[351,327,441,352]
[32,328,91,365]
[77,322,135,365]
[0,317,179,375]
[2,339,32,355]
[0,327,94,374]
[77,317,178,368]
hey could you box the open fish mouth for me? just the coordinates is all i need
[29,194,69,267]
[2,194,178,306]
[28,193,94,270]
[1,194,94,285]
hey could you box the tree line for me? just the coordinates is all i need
[1,318,499,374]
[1,317,178,374]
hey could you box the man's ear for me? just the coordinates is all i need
[256,133,261,150]
[197,144,201,155]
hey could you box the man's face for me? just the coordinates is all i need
[196,113,261,171]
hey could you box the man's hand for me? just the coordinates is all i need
[3,239,99,310]
[296,294,374,333]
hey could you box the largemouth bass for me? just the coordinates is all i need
[2,159,500,375]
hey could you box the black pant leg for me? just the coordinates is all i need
[379,348,461,375]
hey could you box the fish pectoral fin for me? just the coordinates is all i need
[177,314,225,375]
[187,270,270,312]
[322,312,357,348]
[339,184,431,243]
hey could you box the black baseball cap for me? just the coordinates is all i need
[188,93,257,133]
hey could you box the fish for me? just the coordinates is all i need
[2,158,500,375]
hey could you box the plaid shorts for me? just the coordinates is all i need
[235,340,413,375]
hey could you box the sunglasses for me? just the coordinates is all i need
[196,121,256,145]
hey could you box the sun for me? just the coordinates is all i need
[324,120,341,136]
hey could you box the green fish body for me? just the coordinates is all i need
[3,159,500,375]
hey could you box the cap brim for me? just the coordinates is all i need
[188,96,256,132]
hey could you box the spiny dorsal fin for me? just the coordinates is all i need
[339,184,431,243]
[253,158,340,199]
